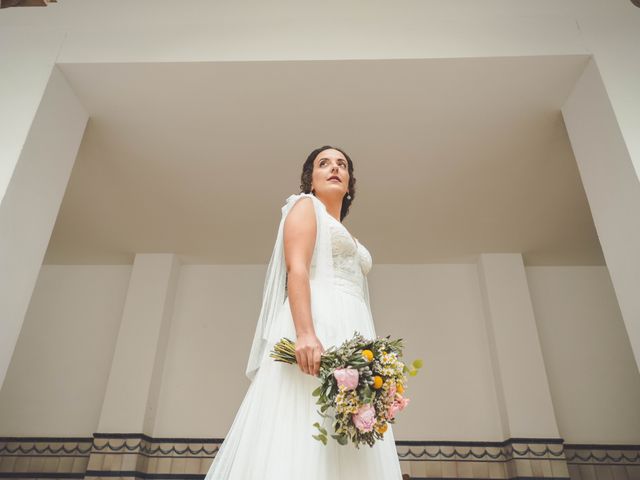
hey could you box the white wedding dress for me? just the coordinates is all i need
[205,194,403,479]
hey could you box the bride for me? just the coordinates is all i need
[205,146,404,479]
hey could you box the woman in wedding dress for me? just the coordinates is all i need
[205,146,404,479]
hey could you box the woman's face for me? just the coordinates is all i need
[311,148,350,198]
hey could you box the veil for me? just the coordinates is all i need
[245,192,337,382]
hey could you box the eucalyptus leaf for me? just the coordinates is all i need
[316,409,329,419]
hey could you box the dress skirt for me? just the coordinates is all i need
[204,286,404,479]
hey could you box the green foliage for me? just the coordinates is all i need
[331,433,349,445]
[312,434,327,445]
[359,384,374,404]
[313,422,328,445]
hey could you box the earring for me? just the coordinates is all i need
[346,193,351,200]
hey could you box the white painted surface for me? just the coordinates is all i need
[477,254,559,438]
[0,265,132,435]
[0,66,87,388]
[563,58,640,377]
[2,263,637,443]
[45,56,600,266]
[527,266,640,443]
[97,254,180,434]
[1,0,639,442]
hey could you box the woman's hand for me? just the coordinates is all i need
[295,332,325,376]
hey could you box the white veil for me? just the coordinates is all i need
[245,192,337,382]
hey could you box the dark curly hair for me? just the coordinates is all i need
[299,145,356,222]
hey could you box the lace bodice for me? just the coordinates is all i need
[283,196,373,302]
[325,212,372,299]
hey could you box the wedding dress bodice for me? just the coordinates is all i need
[325,212,372,299]
[284,196,373,303]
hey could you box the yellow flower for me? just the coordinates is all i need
[372,375,383,389]
[397,383,404,394]
[362,349,374,362]
[376,423,388,434]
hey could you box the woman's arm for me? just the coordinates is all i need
[283,197,325,376]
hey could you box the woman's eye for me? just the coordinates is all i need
[319,160,346,167]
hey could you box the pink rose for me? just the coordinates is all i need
[398,396,411,410]
[352,404,376,433]
[387,384,397,400]
[387,396,411,420]
[333,367,359,390]
[387,402,402,420]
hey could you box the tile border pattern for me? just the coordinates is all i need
[564,444,640,480]
[0,434,638,479]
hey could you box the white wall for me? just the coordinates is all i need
[2,0,640,392]
[2,263,638,443]
[562,58,640,376]
[154,263,504,441]
[370,264,503,441]
[0,266,132,435]
[154,265,268,437]
[526,266,640,444]
[1,0,639,442]
[0,28,66,203]
[0,65,88,388]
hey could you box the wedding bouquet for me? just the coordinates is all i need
[269,331,423,448]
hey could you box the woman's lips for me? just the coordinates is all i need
[328,177,341,182]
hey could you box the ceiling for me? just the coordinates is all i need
[44,55,603,266]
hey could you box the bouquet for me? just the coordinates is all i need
[269,331,423,448]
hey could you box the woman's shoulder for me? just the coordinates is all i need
[282,192,321,214]
[284,192,313,205]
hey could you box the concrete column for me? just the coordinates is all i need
[97,253,181,434]
[477,253,560,439]
[562,58,640,374]
[0,61,88,389]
